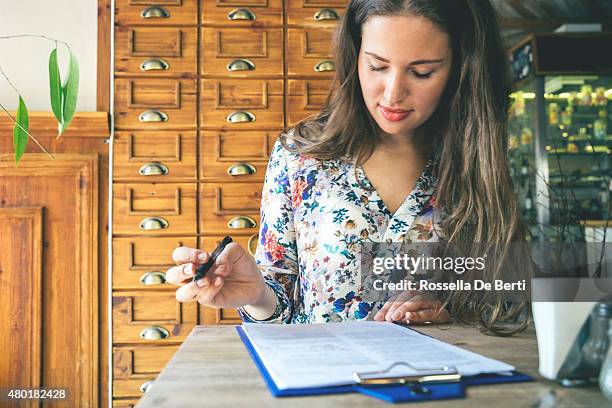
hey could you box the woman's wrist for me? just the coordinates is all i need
[251,279,271,307]
[242,282,278,320]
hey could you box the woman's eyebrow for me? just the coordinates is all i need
[364,51,444,65]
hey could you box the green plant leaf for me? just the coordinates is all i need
[48,48,63,124]
[58,83,67,135]
[13,96,29,165]
[58,49,79,136]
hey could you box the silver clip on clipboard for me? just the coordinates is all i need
[353,362,462,385]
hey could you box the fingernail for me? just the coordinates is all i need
[214,277,222,286]
[198,252,208,262]
[393,311,402,320]
[196,278,207,288]
[184,264,194,276]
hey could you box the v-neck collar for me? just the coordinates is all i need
[347,158,437,240]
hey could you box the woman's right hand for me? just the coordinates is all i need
[166,242,267,309]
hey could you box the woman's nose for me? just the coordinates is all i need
[383,71,408,105]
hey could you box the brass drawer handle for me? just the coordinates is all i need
[247,233,258,256]
[141,6,170,19]
[227,216,257,229]
[139,110,168,122]
[227,8,256,21]
[139,162,169,176]
[227,59,255,72]
[314,8,339,21]
[139,217,169,231]
[226,111,255,123]
[140,380,154,393]
[140,59,170,71]
[227,162,256,176]
[139,271,167,285]
[139,326,170,340]
[314,60,335,72]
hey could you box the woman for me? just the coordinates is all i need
[167,0,529,333]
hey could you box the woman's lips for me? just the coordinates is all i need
[378,105,413,121]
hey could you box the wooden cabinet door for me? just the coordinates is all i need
[199,130,277,181]
[201,27,283,77]
[287,78,333,126]
[114,78,198,130]
[286,0,348,26]
[201,0,283,27]
[115,0,198,26]
[200,79,284,129]
[112,292,197,344]
[112,236,197,290]
[199,182,263,235]
[112,183,198,236]
[115,26,198,77]
[0,154,98,407]
[0,207,43,408]
[113,131,197,182]
[286,28,336,77]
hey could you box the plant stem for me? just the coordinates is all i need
[0,34,71,49]
[0,65,19,97]
[0,102,55,160]
[0,34,70,97]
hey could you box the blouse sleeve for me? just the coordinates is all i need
[238,138,299,324]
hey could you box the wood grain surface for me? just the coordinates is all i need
[135,324,609,408]
[0,154,99,407]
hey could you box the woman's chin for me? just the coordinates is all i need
[375,123,416,138]
[373,115,416,132]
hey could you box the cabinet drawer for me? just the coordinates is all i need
[112,399,140,408]
[112,236,197,289]
[287,79,333,126]
[113,183,197,235]
[113,378,156,398]
[201,79,284,129]
[200,130,277,181]
[200,234,259,258]
[287,28,335,77]
[113,131,197,182]
[202,0,282,26]
[286,0,348,26]
[115,0,197,26]
[115,26,197,76]
[114,78,197,130]
[113,345,179,379]
[200,306,242,324]
[112,291,197,343]
[200,183,262,235]
[201,27,283,77]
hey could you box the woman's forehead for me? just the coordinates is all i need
[361,15,450,60]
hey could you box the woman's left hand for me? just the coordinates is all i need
[373,292,449,324]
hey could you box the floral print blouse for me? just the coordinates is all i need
[238,135,443,324]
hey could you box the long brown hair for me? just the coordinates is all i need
[281,0,530,335]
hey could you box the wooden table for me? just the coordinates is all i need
[135,324,608,407]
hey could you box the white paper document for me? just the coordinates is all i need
[241,321,514,390]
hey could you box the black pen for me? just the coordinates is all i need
[192,236,233,283]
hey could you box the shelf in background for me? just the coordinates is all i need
[582,220,612,228]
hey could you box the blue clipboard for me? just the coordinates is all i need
[235,326,532,403]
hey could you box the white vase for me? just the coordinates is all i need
[532,301,595,380]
